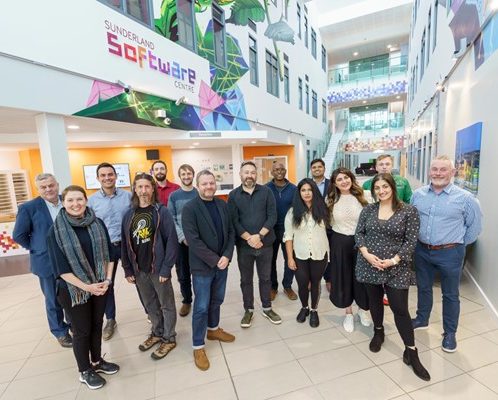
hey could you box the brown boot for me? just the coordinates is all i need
[179,303,191,317]
[194,348,210,371]
[284,288,298,300]
[207,327,235,343]
[270,289,277,301]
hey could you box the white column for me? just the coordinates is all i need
[231,144,243,187]
[35,113,71,188]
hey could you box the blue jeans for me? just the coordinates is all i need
[271,225,294,290]
[39,275,70,338]
[415,243,465,334]
[192,268,228,348]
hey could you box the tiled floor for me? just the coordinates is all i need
[1,255,498,400]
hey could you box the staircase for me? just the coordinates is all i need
[322,119,346,173]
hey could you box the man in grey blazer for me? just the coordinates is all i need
[182,170,236,371]
[13,173,72,347]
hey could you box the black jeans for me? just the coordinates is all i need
[294,257,328,309]
[237,245,273,310]
[365,283,414,347]
[176,242,193,304]
[57,285,107,372]
[271,226,294,290]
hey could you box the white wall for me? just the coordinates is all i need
[0,151,20,170]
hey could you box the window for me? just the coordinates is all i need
[212,2,227,67]
[426,8,431,66]
[266,50,279,97]
[433,0,438,51]
[177,0,196,51]
[321,45,327,71]
[296,4,302,39]
[249,35,258,86]
[322,99,327,123]
[298,78,303,110]
[248,19,257,32]
[304,16,309,48]
[100,0,152,27]
[312,90,318,118]
[284,65,290,103]
[420,29,425,79]
[305,84,310,114]
[311,28,317,58]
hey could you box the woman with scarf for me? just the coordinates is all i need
[47,185,119,390]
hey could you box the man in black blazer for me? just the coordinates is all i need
[182,170,236,371]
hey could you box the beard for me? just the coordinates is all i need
[243,178,255,188]
[154,173,166,182]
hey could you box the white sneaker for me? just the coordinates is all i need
[343,314,355,333]
[358,309,372,327]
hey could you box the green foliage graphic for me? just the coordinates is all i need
[226,0,266,26]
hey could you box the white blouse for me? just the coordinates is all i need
[330,194,364,236]
[283,208,329,261]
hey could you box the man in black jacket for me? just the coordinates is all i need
[182,170,236,371]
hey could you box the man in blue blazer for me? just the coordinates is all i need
[182,170,236,371]
[13,173,72,347]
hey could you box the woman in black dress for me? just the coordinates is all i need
[355,173,430,381]
[47,185,119,390]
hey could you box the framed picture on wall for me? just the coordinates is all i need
[83,163,131,190]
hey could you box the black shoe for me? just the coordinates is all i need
[369,327,385,353]
[296,307,310,323]
[309,311,319,328]
[79,369,106,390]
[403,347,431,381]
[92,358,120,375]
[57,333,73,348]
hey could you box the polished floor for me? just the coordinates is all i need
[1,255,498,400]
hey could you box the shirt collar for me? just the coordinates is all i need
[44,198,62,208]
[100,187,118,197]
[429,182,454,194]
[315,178,326,186]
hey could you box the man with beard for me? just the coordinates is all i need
[88,162,132,340]
[167,164,198,317]
[182,170,236,371]
[121,173,178,360]
[266,162,297,301]
[151,160,180,207]
[228,161,281,328]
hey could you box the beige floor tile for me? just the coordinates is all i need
[459,309,498,334]
[155,378,237,400]
[225,340,295,376]
[269,386,324,400]
[316,366,405,400]
[284,327,350,358]
[413,321,476,349]
[75,371,155,400]
[273,315,337,340]
[0,340,39,364]
[233,360,311,400]
[0,314,48,333]
[409,374,498,399]
[0,359,23,384]
[437,335,498,372]
[469,361,498,393]
[221,324,281,353]
[482,329,498,345]
[16,350,76,379]
[356,332,429,365]
[154,355,230,397]
[0,326,47,348]
[379,349,464,392]
[299,344,374,384]
[39,390,78,400]
[31,336,70,357]
[1,369,81,400]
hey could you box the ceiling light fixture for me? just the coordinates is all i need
[251,140,257,144]
[353,51,359,57]
[193,142,200,146]
[67,125,79,130]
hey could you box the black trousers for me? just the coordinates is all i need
[294,257,328,309]
[57,285,107,372]
[365,283,414,347]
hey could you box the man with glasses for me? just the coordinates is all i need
[88,162,132,340]
[228,161,281,328]
[13,173,72,347]
[151,160,180,207]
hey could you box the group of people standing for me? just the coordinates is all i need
[12,153,482,389]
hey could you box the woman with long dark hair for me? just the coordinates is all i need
[47,185,119,390]
[326,168,370,333]
[355,173,430,381]
[284,178,329,327]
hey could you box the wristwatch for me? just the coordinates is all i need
[104,278,113,286]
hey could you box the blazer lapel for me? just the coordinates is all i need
[37,197,53,225]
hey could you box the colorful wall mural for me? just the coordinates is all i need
[327,80,407,105]
[455,122,482,195]
[75,0,298,132]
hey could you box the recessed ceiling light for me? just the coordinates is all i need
[193,142,199,146]
[67,125,79,130]
[389,47,397,52]
[123,144,131,148]
[353,51,359,57]
[189,146,195,149]
[251,140,257,144]
[396,95,401,99]
[362,100,367,104]
[387,44,392,49]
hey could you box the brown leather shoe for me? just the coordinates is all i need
[194,349,210,371]
[284,288,298,300]
[207,327,235,343]
[179,303,191,317]
[151,341,176,360]
[326,281,332,293]
[270,289,278,301]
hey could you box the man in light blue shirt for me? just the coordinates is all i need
[88,162,131,340]
[411,155,482,353]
